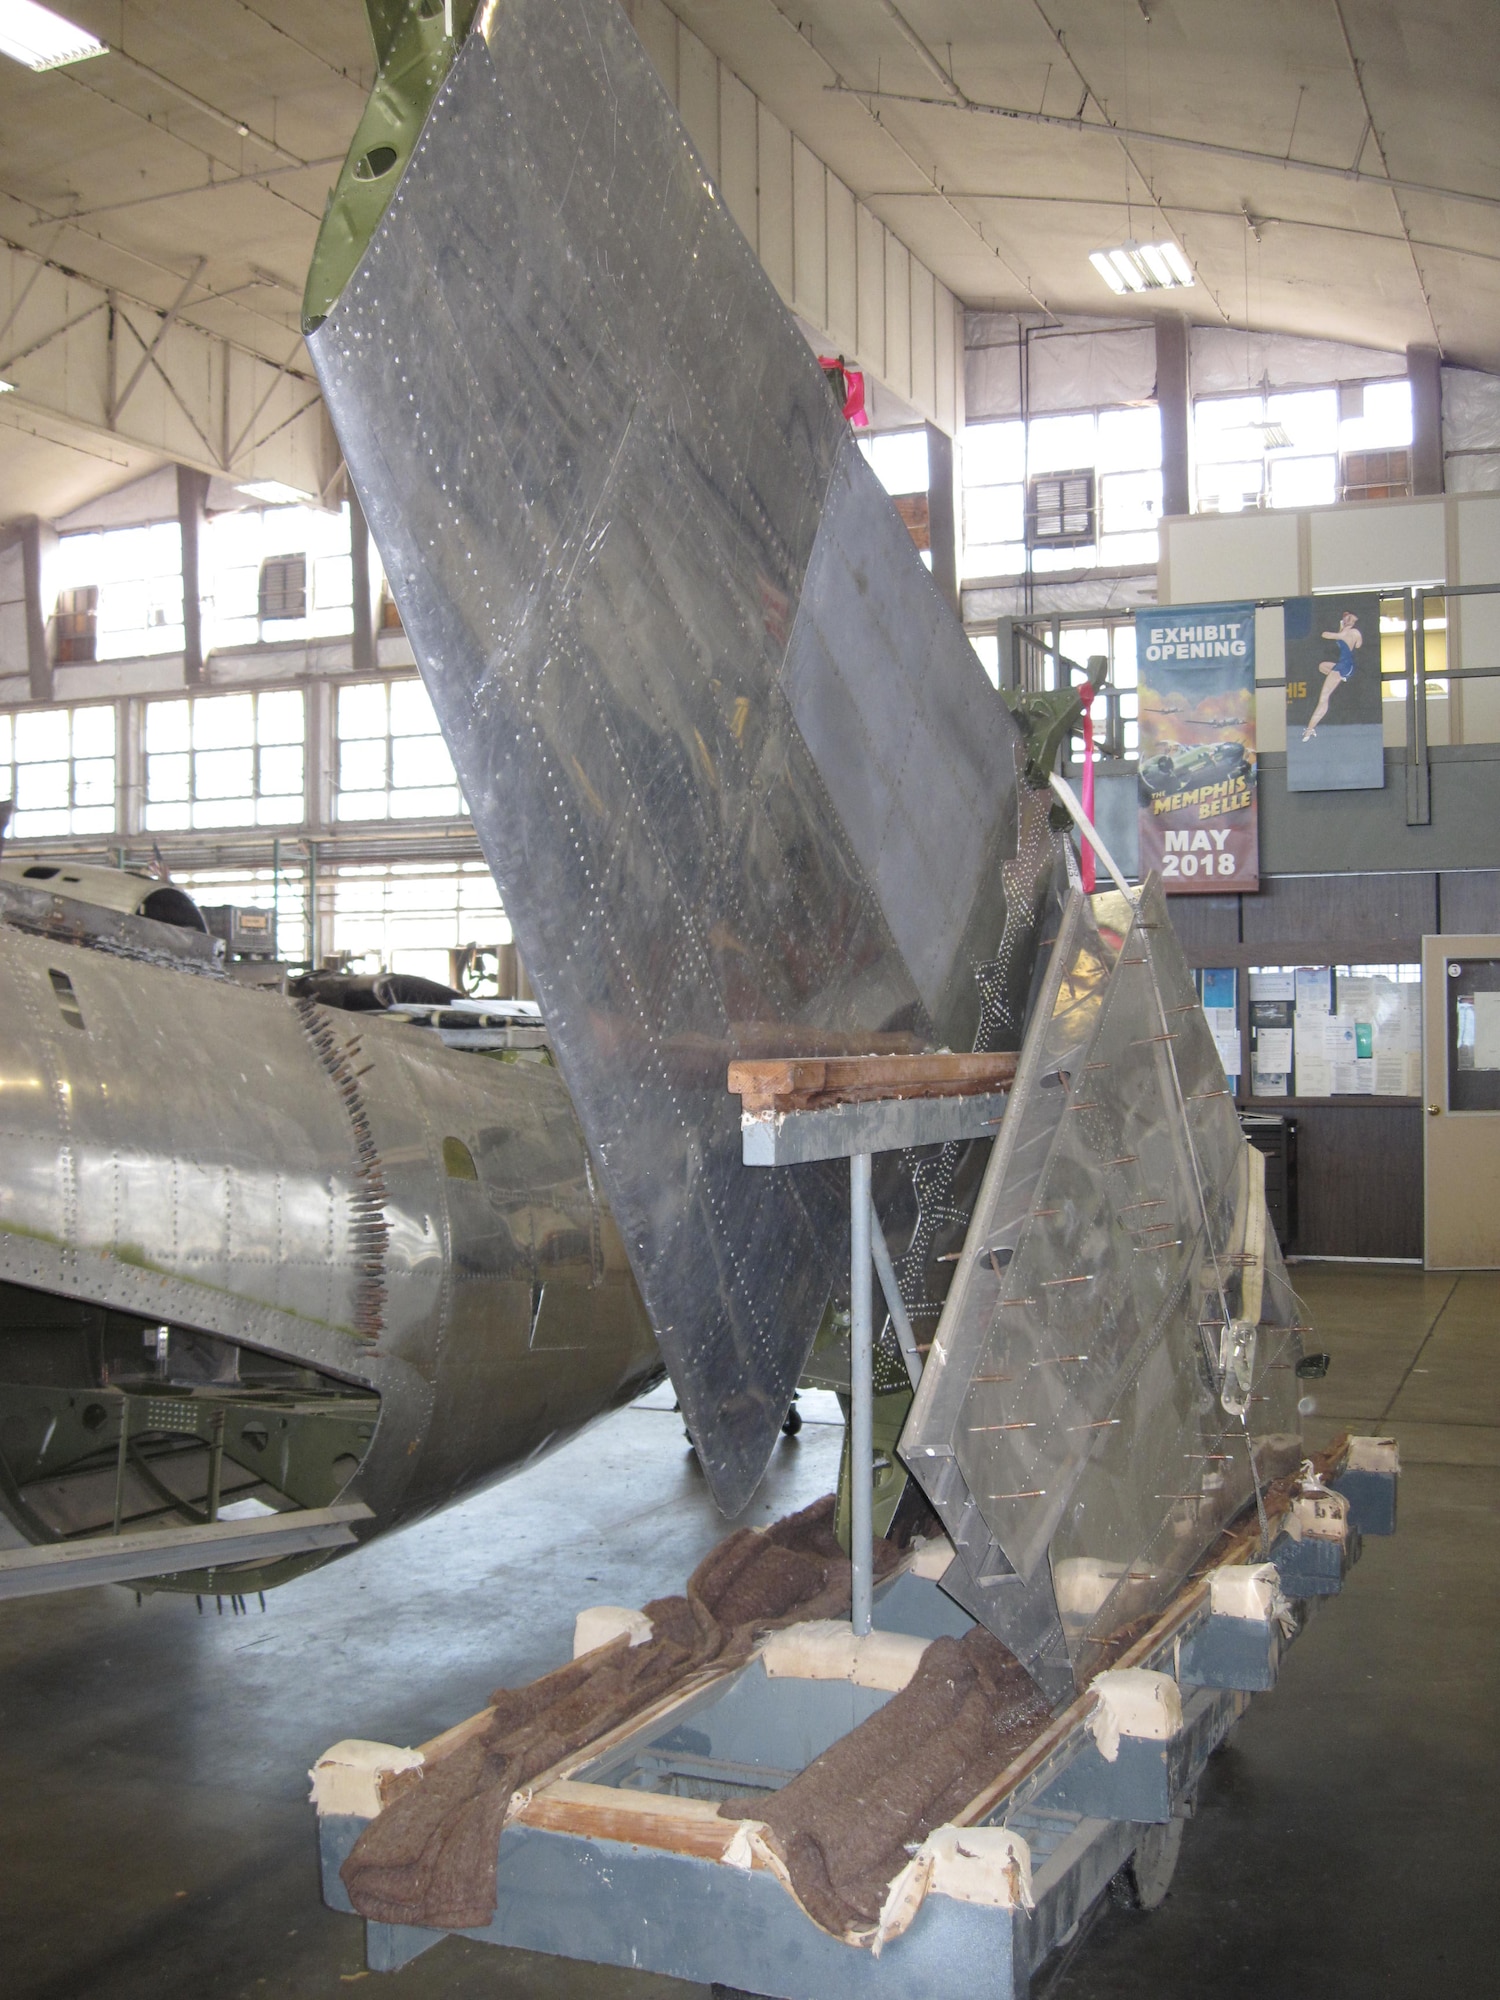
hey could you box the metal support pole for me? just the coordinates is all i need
[111,1396,130,1536]
[1412,589,1432,826]
[849,1150,873,1638]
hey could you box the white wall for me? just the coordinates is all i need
[1159,492,1500,747]
[624,0,962,434]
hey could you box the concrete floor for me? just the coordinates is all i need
[1,1264,1496,1999]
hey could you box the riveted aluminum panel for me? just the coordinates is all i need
[308,0,1049,1511]
[904,879,1305,1687]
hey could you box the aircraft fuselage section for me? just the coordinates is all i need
[0,922,661,1579]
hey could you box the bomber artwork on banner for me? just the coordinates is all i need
[1284,593,1385,791]
[1136,603,1259,893]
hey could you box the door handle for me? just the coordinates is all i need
[1427,1103,1441,1116]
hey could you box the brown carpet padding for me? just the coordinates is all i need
[729,1625,1051,1936]
[340,1495,901,1930]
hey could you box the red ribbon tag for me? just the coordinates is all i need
[818,357,868,427]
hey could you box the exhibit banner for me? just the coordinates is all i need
[1135,603,1259,893]
[1284,592,1385,791]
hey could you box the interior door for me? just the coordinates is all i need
[1423,933,1500,1269]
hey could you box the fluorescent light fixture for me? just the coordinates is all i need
[0,0,107,70]
[236,479,314,506]
[1090,240,1195,295]
[0,378,15,394]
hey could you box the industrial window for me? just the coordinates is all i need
[173,864,308,968]
[859,429,928,497]
[53,521,183,661]
[0,704,117,839]
[857,430,934,570]
[961,419,1026,580]
[258,554,308,623]
[1049,621,1140,758]
[53,586,97,664]
[1341,449,1412,503]
[329,861,507,986]
[203,503,354,649]
[1026,469,1096,550]
[1194,382,1410,516]
[143,689,305,832]
[961,406,1160,581]
[335,678,461,821]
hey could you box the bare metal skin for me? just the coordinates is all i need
[0,885,659,1591]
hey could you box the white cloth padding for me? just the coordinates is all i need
[907,1534,956,1581]
[1087,1669,1183,1764]
[1053,1556,1125,1619]
[760,1619,930,1691]
[572,1605,654,1657]
[309,1740,425,1819]
[1346,1435,1400,1474]
[872,1825,1033,1953]
[1212,1561,1296,1638]
[1211,1563,1281,1622]
[1285,1488,1349,1543]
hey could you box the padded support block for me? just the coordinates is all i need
[1272,1524,1359,1597]
[1333,1467,1398,1537]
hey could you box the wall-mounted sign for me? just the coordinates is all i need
[1284,593,1384,791]
[1135,603,1259,893]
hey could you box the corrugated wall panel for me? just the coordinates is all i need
[718,68,758,250]
[884,237,911,402]
[676,25,720,178]
[629,0,677,94]
[910,260,936,418]
[826,175,858,356]
[757,102,794,299]
[791,138,827,330]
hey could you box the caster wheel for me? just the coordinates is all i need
[781,1402,803,1437]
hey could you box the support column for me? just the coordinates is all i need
[176,465,208,687]
[1155,316,1191,520]
[20,517,57,704]
[1408,345,1443,496]
[924,421,959,615]
[849,1150,873,1638]
[349,482,378,676]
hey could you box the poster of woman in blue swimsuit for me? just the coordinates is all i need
[1302,610,1362,739]
[1283,592,1384,791]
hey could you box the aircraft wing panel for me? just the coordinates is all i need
[309,0,1041,1511]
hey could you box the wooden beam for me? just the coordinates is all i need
[728,1051,1019,1118]
[515,1781,758,1863]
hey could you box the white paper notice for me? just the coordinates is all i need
[1255,1028,1293,1074]
[1295,967,1331,1016]
[1474,992,1500,1071]
[1294,1022,1332,1097]
[1326,1014,1359,1094]
[1214,1030,1243,1076]
[1402,989,1423,1093]
[1250,970,1296,1003]
[1373,1051,1409,1095]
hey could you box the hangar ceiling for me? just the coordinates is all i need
[1,0,1498,524]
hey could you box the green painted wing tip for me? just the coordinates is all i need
[302,0,482,336]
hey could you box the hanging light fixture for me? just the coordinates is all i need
[1089,240,1195,295]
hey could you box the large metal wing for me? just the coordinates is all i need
[307,0,1053,1512]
